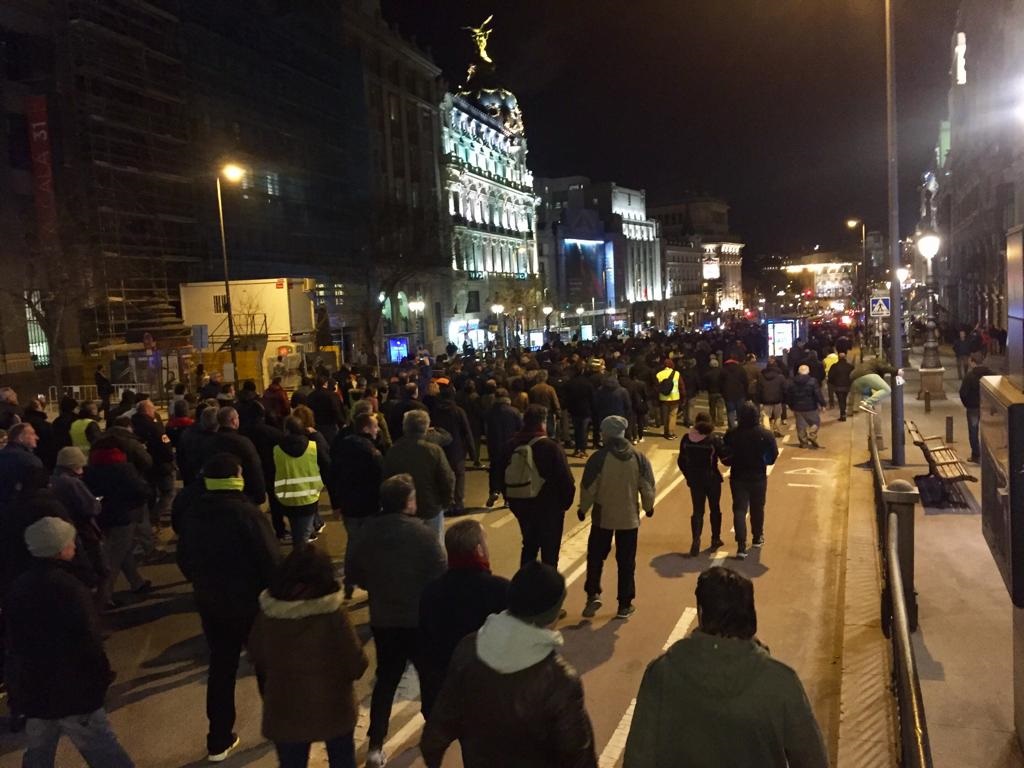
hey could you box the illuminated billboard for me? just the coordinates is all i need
[563,238,608,304]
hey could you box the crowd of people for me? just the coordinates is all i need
[0,320,895,768]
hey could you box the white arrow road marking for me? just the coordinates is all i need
[784,466,825,475]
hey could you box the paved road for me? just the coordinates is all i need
[0,402,854,767]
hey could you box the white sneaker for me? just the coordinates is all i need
[858,402,876,414]
[366,748,387,768]
[208,736,240,763]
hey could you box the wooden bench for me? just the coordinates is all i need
[905,419,976,504]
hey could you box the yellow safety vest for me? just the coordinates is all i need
[70,418,95,451]
[272,441,323,507]
[656,368,680,401]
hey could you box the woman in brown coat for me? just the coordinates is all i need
[248,545,368,768]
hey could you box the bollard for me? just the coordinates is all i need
[924,390,931,414]
[884,479,921,632]
[946,415,954,444]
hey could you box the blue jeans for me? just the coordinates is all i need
[966,408,981,459]
[726,399,745,430]
[572,414,591,452]
[24,709,134,768]
[424,511,445,544]
[287,502,318,547]
[275,732,355,768]
[342,516,369,590]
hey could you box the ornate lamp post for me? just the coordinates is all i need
[542,305,553,336]
[916,230,945,399]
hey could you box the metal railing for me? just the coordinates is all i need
[47,382,155,406]
[867,411,933,768]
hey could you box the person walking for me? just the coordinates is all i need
[484,388,522,505]
[756,359,789,437]
[327,411,382,599]
[50,447,107,594]
[131,398,176,532]
[347,474,447,768]
[247,545,368,768]
[565,364,597,457]
[788,364,826,449]
[429,386,477,515]
[5,517,135,768]
[623,566,828,768]
[722,404,778,559]
[176,453,281,763]
[703,358,726,428]
[655,359,682,440]
[528,369,561,438]
[418,519,509,717]
[827,351,855,421]
[272,417,327,547]
[420,561,598,768]
[953,329,972,379]
[503,405,576,567]
[721,354,750,430]
[677,413,726,556]
[959,351,993,463]
[208,407,267,505]
[578,416,656,620]
[382,410,455,542]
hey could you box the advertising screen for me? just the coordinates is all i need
[564,240,606,305]
[767,320,796,358]
[388,337,409,364]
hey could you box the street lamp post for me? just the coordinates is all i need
[916,231,946,400]
[490,304,505,350]
[847,218,868,310]
[216,163,246,381]
[575,306,585,339]
[543,305,553,337]
[409,299,426,348]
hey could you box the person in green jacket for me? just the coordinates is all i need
[623,567,828,768]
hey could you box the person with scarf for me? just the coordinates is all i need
[677,413,726,556]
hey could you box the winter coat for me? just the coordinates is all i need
[83,448,151,529]
[52,412,75,450]
[206,428,266,505]
[248,589,368,743]
[721,361,749,403]
[743,361,761,398]
[851,360,897,382]
[131,412,175,475]
[564,374,596,417]
[486,399,523,467]
[579,438,656,530]
[96,427,153,478]
[722,425,779,482]
[234,390,266,430]
[430,400,477,466]
[327,432,382,516]
[594,377,632,423]
[623,631,828,768]
[528,381,561,413]
[0,443,43,510]
[502,430,576,516]
[421,612,597,768]
[620,375,649,416]
[827,359,855,391]
[176,424,218,485]
[787,374,825,412]
[702,366,723,395]
[176,488,281,617]
[756,366,788,405]
[23,410,57,471]
[960,365,994,409]
[4,560,113,720]
[346,512,446,628]
[677,430,725,487]
[382,436,455,520]
[262,384,291,426]
[165,416,194,449]
[307,388,347,433]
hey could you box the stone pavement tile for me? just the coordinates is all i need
[929,724,1023,768]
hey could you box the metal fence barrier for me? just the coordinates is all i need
[868,411,933,767]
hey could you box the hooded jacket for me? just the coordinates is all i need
[248,589,368,743]
[722,421,779,482]
[623,631,828,768]
[594,376,632,422]
[503,429,576,516]
[721,360,750,402]
[205,428,266,505]
[827,358,855,391]
[677,429,725,487]
[83,447,151,529]
[421,612,597,768]
[327,432,382,516]
[579,437,655,530]
[756,366,788,405]
[787,373,826,413]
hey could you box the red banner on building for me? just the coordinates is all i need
[24,95,59,250]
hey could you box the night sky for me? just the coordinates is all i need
[381,0,961,256]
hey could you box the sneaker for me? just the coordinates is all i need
[314,519,326,535]
[687,541,700,557]
[809,437,820,449]
[132,580,153,595]
[839,415,847,422]
[365,748,387,768]
[208,735,240,763]
[969,455,980,464]
[307,531,319,543]
[615,604,636,620]
[582,596,602,618]
[753,535,765,548]
[485,492,500,508]
[735,548,748,560]
[858,402,876,415]
[665,433,677,440]
[710,537,724,549]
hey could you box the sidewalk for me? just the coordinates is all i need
[878,348,1023,766]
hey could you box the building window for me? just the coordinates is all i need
[24,292,49,368]
[213,294,228,314]
[433,301,442,339]
[264,172,280,197]
[467,290,480,313]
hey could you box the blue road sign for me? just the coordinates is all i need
[870,296,892,317]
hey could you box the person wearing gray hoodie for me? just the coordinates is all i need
[623,567,827,768]
[577,416,656,620]
[421,562,597,768]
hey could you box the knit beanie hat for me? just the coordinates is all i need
[600,415,628,440]
[56,446,87,472]
[24,517,76,558]
[508,562,566,626]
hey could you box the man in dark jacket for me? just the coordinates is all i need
[418,519,509,717]
[678,414,726,556]
[132,398,176,530]
[826,352,855,421]
[594,373,632,437]
[788,365,826,449]
[960,351,993,463]
[502,405,576,567]
[565,366,596,458]
[5,517,135,767]
[703,359,726,427]
[421,561,597,768]
[430,387,477,515]
[206,407,266,505]
[329,412,383,597]
[176,453,281,763]
[52,396,78,451]
[176,405,219,486]
[723,404,778,559]
[485,388,523,505]
[0,422,43,511]
[348,474,447,767]
[623,566,827,768]
[383,410,455,542]
[306,377,346,445]
[953,329,973,379]
[23,399,57,471]
[721,356,750,430]
[756,359,789,436]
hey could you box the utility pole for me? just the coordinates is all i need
[885,0,905,465]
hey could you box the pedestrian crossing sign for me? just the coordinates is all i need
[869,297,891,317]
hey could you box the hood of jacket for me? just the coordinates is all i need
[687,427,707,442]
[605,435,634,460]
[760,366,782,382]
[792,373,814,386]
[475,611,563,674]
[662,630,771,698]
[278,432,311,458]
[601,377,621,390]
[258,588,344,620]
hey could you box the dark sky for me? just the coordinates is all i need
[381,0,961,255]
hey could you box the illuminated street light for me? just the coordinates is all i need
[216,163,248,379]
[491,304,505,315]
[408,299,426,313]
[917,229,943,369]
[896,267,909,285]
[221,163,246,183]
[575,306,584,315]
[916,232,940,261]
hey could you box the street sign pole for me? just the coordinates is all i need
[885,0,905,466]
